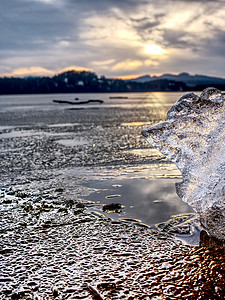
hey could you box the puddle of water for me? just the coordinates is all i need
[121,121,152,126]
[47,123,79,128]
[0,129,73,139]
[0,126,14,130]
[56,137,89,147]
[0,129,40,138]
[83,177,194,226]
[81,170,202,245]
[176,226,203,246]
[126,148,165,158]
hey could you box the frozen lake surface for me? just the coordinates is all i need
[1,92,224,300]
[0,92,196,231]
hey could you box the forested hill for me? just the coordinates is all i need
[1,70,225,95]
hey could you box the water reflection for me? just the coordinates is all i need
[56,137,89,147]
[83,177,194,226]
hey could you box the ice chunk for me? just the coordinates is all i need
[142,88,225,240]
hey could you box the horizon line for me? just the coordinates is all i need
[1,69,225,80]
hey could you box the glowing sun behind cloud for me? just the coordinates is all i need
[2,0,225,78]
[145,44,166,55]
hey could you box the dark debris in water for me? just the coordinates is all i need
[102,203,122,213]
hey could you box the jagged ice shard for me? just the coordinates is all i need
[142,88,225,241]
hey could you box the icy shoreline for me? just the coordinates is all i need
[0,92,224,298]
[1,189,224,299]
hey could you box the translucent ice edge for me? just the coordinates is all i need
[142,88,225,241]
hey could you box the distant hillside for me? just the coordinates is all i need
[127,72,225,88]
[0,70,225,95]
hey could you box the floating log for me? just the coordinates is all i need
[53,99,104,104]
[109,96,128,99]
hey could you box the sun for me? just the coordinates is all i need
[145,44,165,55]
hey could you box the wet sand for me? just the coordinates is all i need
[0,93,224,299]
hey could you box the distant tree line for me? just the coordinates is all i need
[0,70,225,95]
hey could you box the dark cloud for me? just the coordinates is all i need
[169,0,224,2]
[202,29,225,57]
[0,0,144,51]
[130,16,162,32]
[162,29,191,48]
[0,0,75,51]
[65,0,147,12]
[129,13,165,43]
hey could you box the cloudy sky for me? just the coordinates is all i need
[1,0,225,78]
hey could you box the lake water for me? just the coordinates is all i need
[0,92,199,243]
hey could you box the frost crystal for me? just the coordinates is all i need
[142,88,225,240]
